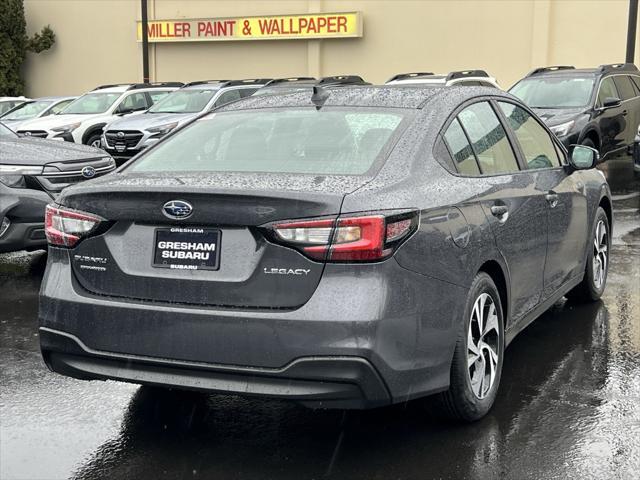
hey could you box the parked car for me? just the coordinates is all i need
[255,75,369,96]
[386,70,500,88]
[0,122,115,253]
[101,79,269,165]
[16,82,182,148]
[38,85,610,422]
[0,96,77,131]
[0,96,30,115]
[509,63,640,159]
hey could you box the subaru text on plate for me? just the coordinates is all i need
[38,85,611,421]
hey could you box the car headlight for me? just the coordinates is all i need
[51,122,81,133]
[0,164,43,188]
[148,122,178,138]
[549,120,575,137]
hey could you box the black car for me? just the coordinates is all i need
[39,86,610,422]
[0,122,116,253]
[509,63,640,159]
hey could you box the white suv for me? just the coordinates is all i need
[17,83,182,147]
[386,70,500,88]
[101,79,269,164]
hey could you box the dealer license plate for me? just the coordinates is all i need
[153,227,220,270]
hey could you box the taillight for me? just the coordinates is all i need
[45,204,103,247]
[269,211,418,262]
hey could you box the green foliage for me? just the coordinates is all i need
[0,0,55,96]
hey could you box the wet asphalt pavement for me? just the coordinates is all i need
[1,156,639,480]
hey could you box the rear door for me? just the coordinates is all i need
[452,100,548,324]
[496,101,588,297]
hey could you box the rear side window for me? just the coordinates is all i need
[598,77,619,105]
[612,76,637,100]
[443,118,480,175]
[457,102,519,175]
[498,102,560,169]
[239,88,259,98]
[630,76,640,93]
[129,108,406,175]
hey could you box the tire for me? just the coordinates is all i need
[432,272,505,422]
[566,207,610,302]
[85,132,103,149]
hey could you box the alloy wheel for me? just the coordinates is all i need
[91,139,102,148]
[592,220,608,289]
[467,293,500,399]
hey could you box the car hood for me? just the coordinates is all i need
[105,112,196,132]
[531,107,584,127]
[0,136,107,166]
[17,113,100,131]
[1,119,24,130]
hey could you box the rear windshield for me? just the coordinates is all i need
[129,108,407,175]
[509,75,595,108]
[148,89,218,114]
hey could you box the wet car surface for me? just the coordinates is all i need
[1,154,638,480]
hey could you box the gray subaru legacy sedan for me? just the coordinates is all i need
[38,86,611,421]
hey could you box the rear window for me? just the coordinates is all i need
[129,108,407,175]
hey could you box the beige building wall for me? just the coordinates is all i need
[24,0,640,97]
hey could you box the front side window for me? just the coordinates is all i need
[498,102,560,169]
[443,118,480,175]
[597,77,619,106]
[64,93,122,114]
[612,76,636,100]
[457,102,519,175]
[118,92,149,112]
[510,76,595,108]
[129,108,407,176]
[148,90,171,104]
[148,89,218,114]
[48,99,74,115]
[214,90,242,108]
[1,101,52,120]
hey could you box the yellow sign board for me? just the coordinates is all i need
[136,12,362,42]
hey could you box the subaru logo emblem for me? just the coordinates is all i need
[81,166,96,178]
[24,132,32,136]
[162,200,193,219]
[117,131,125,138]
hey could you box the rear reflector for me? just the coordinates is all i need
[45,204,102,247]
[270,211,418,262]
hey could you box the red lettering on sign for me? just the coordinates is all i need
[317,17,327,31]
[337,16,347,33]
[307,18,316,33]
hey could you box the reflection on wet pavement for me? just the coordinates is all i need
[1,155,638,480]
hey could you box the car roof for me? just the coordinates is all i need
[217,85,509,111]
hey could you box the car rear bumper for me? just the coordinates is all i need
[39,248,466,407]
[40,327,390,409]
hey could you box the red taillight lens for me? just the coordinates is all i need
[270,211,418,262]
[45,204,102,247]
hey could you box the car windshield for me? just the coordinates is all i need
[63,92,121,114]
[509,76,595,108]
[0,122,16,137]
[2,100,53,120]
[148,89,218,113]
[129,108,407,175]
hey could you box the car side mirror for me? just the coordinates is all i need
[568,144,599,171]
[601,97,622,109]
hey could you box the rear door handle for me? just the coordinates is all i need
[490,205,509,220]
[545,193,559,208]
[622,109,628,116]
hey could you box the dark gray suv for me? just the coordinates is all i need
[510,63,640,159]
[38,86,611,421]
